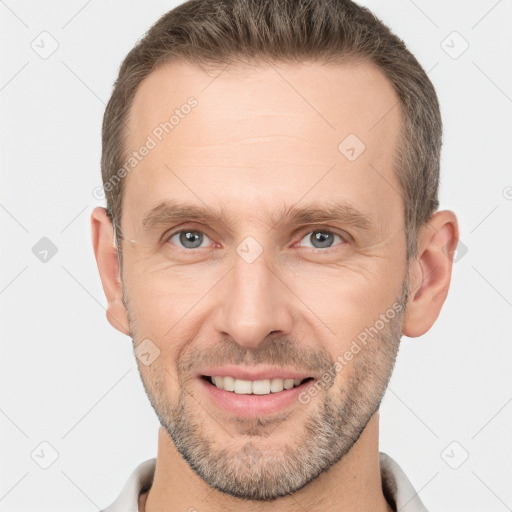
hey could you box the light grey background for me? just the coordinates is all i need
[1,1,511,510]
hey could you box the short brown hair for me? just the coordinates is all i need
[101,0,441,262]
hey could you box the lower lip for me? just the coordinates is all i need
[198,377,315,418]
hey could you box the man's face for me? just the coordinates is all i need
[119,60,408,500]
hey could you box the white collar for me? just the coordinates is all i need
[102,452,429,511]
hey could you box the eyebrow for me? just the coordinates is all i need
[141,198,376,233]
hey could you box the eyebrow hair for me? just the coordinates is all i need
[141,198,376,233]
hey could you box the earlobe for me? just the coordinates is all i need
[402,210,459,338]
[91,206,130,336]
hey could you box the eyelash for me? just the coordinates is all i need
[163,226,349,253]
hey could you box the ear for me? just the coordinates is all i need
[402,210,459,337]
[91,207,130,336]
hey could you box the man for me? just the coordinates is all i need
[91,0,458,510]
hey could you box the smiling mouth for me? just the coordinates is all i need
[201,375,315,395]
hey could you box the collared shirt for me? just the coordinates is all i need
[101,452,428,511]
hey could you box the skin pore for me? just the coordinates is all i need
[91,59,458,511]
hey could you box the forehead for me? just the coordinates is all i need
[123,59,403,232]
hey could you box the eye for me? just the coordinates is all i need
[297,229,346,250]
[167,229,211,249]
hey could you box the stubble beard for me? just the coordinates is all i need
[127,278,409,501]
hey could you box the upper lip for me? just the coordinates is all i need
[196,366,316,381]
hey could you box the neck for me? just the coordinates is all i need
[141,411,393,512]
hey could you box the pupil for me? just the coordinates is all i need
[180,231,203,248]
[312,231,333,248]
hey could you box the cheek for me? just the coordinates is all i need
[134,329,187,405]
[123,283,198,376]
[124,264,215,334]
[289,266,398,342]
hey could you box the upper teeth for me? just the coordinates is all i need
[210,376,306,395]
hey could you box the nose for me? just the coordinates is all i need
[213,250,293,349]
